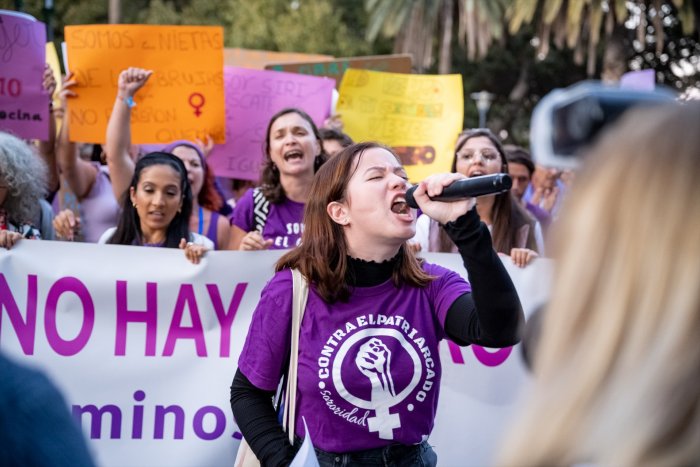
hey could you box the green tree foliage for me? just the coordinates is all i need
[223,0,380,57]
[3,0,382,58]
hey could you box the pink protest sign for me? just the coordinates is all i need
[620,69,655,91]
[0,11,49,140]
[208,66,335,180]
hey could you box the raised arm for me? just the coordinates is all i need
[55,72,97,200]
[413,174,524,347]
[36,63,59,196]
[104,67,153,200]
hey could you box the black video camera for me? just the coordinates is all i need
[530,81,677,169]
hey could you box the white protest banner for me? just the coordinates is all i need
[0,242,551,466]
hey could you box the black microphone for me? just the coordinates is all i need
[405,173,512,209]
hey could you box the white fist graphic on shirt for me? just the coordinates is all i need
[356,337,397,401]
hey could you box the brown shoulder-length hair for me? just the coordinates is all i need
[438,128,538,253]
[277,142,433,303]
[259,108,328,204]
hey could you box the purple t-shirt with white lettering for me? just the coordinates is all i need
[232,188,304,249]
[238,263,471,452]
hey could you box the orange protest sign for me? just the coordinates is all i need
[65,25,225,144]
[223,47,332,70]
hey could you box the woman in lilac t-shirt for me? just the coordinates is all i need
[229,108,327,250]
[231,143,524,466]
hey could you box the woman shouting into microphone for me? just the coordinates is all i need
[230,142,523,466]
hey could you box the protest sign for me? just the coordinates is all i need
[620,69,655,91]
[266,54,412,89]
[207,67,335,180]
[224,47,332,70]
[0,10,49,140]
[64,24,225,145]
[337,69,463,182]
[46,41,63,132]
[1,242,549,467]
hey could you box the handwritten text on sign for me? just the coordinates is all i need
[0,11,49,140]
[207,67,334,180]
[65,25,225,145]
[337,69,463,182]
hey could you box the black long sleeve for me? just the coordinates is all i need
[230,369,296,467]
[442,208,524,347]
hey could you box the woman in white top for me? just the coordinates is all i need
[98,152,211,264]
[413,128,542,267]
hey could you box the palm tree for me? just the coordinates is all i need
[365,0,508,73]
[508,0,697,79]
[366,0,696,79]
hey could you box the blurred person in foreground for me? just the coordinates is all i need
[0,352,94,466]
[498,102,700,466]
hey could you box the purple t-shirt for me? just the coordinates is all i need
[238,263,471,452]
[232,188,305,250]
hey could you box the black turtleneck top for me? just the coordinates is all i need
[230,208,524,466]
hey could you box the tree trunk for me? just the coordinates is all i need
[438,0,454,74]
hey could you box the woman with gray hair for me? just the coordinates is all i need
[0,131,53,249]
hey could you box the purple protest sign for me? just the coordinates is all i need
[208,66,335,180]
[0,11,49,140]
[620,69,656,91]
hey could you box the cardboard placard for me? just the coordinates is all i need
[65,24,225,145]
[337,69,463,182]
[0,11,49,140]
[207,67,335,180]
[266,54,413,89]
[224,47,332,70]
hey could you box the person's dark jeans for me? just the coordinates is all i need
[293,438,437,467]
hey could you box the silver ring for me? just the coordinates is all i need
[186,242,194,247]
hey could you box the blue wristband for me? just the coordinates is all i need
[124,96,136,108]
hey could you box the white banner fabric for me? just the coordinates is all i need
[0,241,552,466]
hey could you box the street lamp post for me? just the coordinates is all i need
[470,91,495,128]
[43,0,54,41]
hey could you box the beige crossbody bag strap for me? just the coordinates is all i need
[282,268,309,445]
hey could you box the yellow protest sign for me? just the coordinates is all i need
[46,42,63,132]
[65,25,225,144]
[337,69,463,182]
